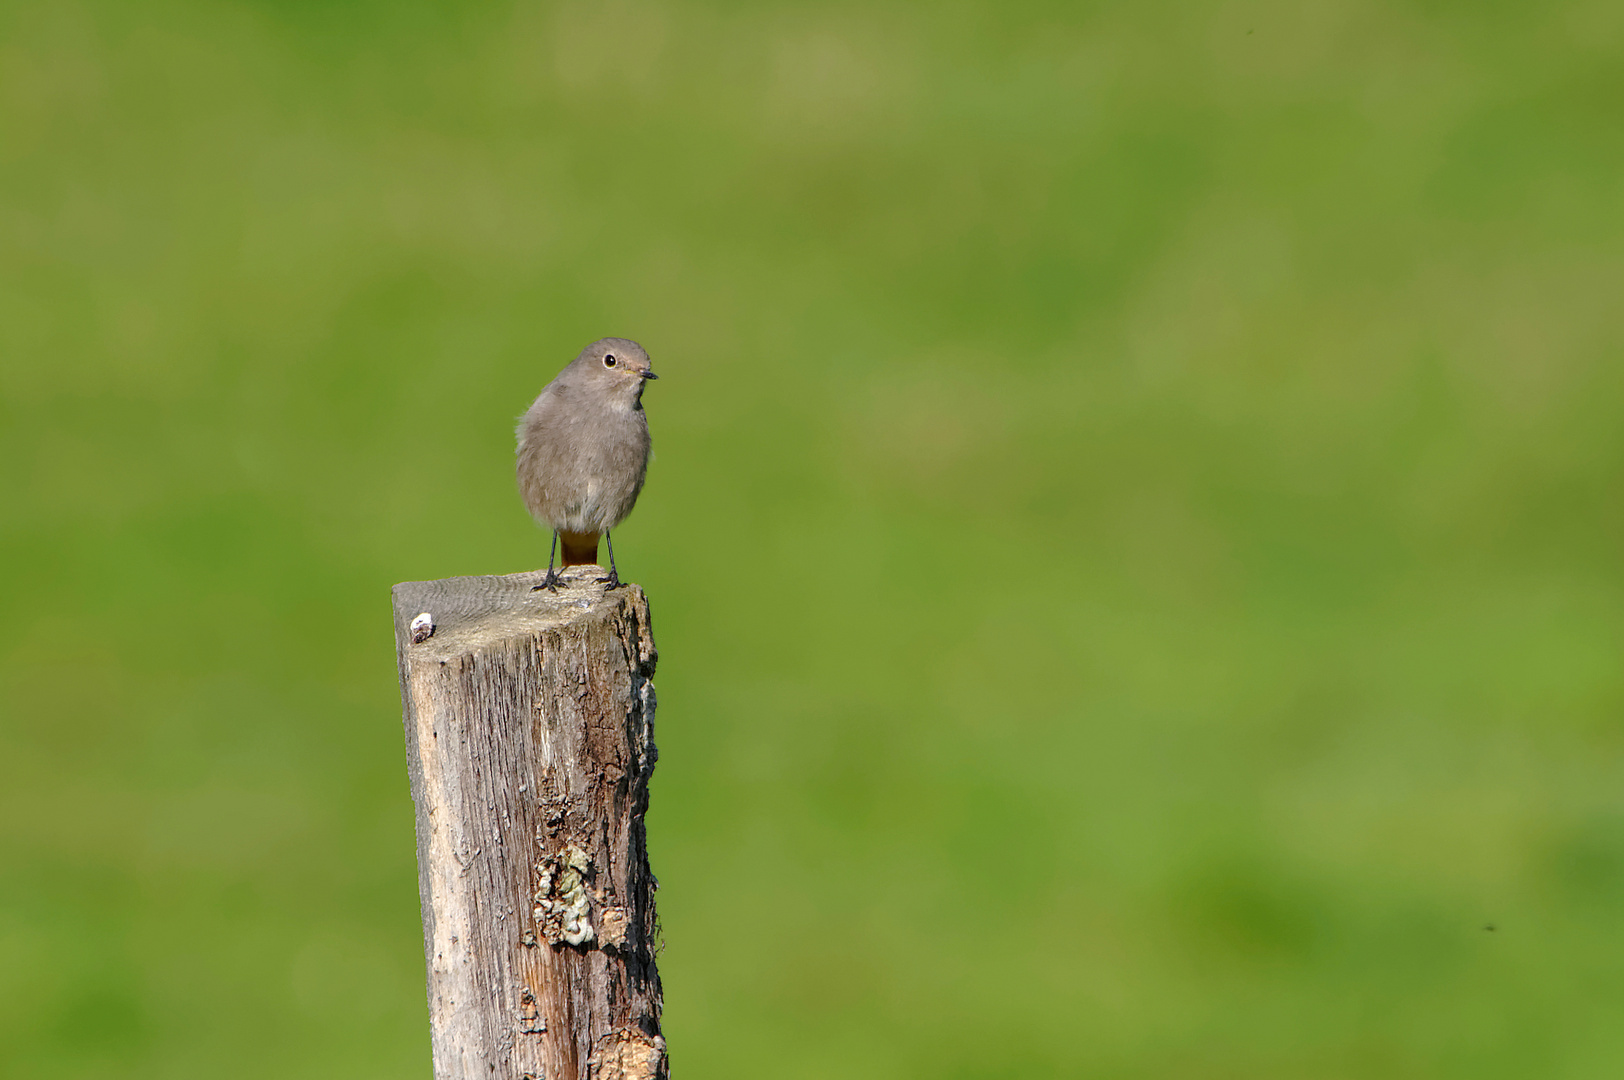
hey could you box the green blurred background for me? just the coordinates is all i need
[3,0,1622,1076]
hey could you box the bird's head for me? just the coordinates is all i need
[570,337,658,408]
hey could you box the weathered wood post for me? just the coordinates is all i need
[391,566,667,1080]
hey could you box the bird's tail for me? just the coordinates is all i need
[559,531,601,567]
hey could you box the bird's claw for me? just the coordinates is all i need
[596,573,624,589]
[532,572,565,593]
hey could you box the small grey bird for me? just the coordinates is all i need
[516,337,658,591]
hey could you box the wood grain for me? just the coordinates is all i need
[391,566,666,1080]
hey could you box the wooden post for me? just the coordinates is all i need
[391,567,667,1080]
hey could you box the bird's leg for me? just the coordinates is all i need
[532,530,565,592]
[597,530,624,589]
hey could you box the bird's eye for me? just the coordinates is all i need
[603,354,617,367]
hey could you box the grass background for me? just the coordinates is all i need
[3,0,1623,1076]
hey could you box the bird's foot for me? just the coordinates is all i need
[596,571,624,590]
[531,570,566,593]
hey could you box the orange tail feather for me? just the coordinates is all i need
[559,531,600,566]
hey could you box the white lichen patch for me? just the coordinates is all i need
[533,844,595,946]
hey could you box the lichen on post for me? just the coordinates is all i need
[391,566,667,1080]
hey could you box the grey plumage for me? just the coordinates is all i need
[516,337,656,586]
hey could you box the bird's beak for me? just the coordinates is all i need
[640,370,659,380]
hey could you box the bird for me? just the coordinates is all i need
[516,337,657,592]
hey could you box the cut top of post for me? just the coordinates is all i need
[391,566,656,667]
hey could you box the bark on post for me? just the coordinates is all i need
[391,567,667,1080]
